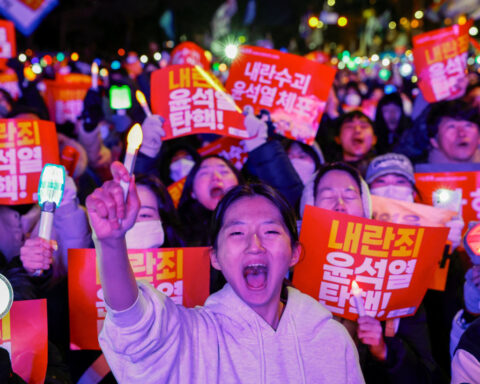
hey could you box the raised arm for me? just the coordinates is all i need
[85,161,140,310]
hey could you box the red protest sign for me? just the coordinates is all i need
[68,247,211,350]
[415,171,480,231]
[170,42,211,70]
[0,20,16,59]
[1,300,48,384]
[198,136,249,170]
[151,64,247,140]
[412,22,471,102]
[167,177,186,208]
[293,206,448,321]
[225,45,336,144]
[0,70,21,100]
[0,119,59,205]
[43,73,91,124]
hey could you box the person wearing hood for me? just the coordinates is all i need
[312,162,447,384]
[86,164,364,384]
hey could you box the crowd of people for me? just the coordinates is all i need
[0,39,480,384]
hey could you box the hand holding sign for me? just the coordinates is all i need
[86,161,139,241]
[241,106,268,152]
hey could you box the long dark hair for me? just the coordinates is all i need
[135,174,185,247]
[374,92,410,154]
[209,183,299,250]
[177,155,243,246]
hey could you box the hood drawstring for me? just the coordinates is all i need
[254,317,266,384]
[289,313,307,384]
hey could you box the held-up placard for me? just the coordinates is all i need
[68,248,211,350]
[198,136,249,170]
[415,171,480,231]
[293,206,448,321]
[0,119,59,204]
[170,41,211,70]
[0,300,48,384]
[43,73,91,124]
[225,45,336,144]
[413,22,471,102]
[151,64,248,140]
[0,20,16,58]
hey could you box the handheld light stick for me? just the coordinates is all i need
[135,90,152,117]
[0,274,13,319]
[351,280,366,317]
[34,164,66,276]
[91,62,99,91]
[121,123,143,200]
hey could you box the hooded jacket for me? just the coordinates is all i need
[99,282,364,384]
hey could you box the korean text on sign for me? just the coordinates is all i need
[293,206,448,321]
[68,248,211,350]
[225,45,336,144]
[0,119,59,205]
[150,65,247,140]
[413,22,471,102]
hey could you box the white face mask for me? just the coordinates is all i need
[125,220,165,249]
[370,185,414,202]
[290,158,316,185]
[170,158,195,182]
[344,93,362,107]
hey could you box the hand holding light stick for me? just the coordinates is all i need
[34,164,66,276]
[121,123,143,200]
[136,90,152,117]
[351,280,366,317]
[91,62,99,91]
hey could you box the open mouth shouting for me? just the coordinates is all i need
[243,263,268,290]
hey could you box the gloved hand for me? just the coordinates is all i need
[139,115,165,158]
[241,105,268,152]
[445,216,465,250]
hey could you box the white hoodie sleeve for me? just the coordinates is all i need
[99,283,192,383]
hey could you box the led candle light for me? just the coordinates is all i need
[136,90,152,117]
[34,164,66,276]
[121,123,143,199]
[351,280,366,317]
[91,62,99,90]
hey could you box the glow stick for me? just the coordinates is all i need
[91,62,99,90]
[351,280,366,317]
[34,164,66,276]
[136,90,152,117]
[121,124,143,200]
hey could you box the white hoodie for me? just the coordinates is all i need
[99,282,364,384]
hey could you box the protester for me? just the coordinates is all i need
[451,317,480,384]
[426,100,480,165]
[85,163,365,383]
[365,153,464,376]
[329,111,377,177]
[374,93,411,154]
[312,162,446,384]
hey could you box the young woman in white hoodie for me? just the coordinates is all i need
[85,161,364,384]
